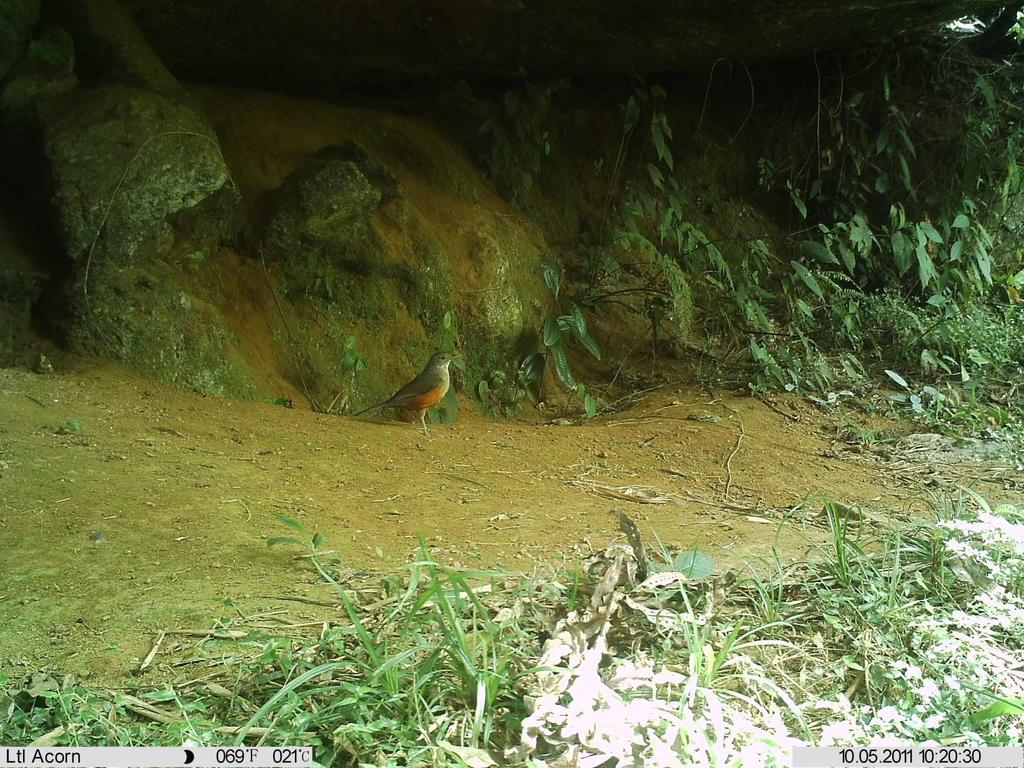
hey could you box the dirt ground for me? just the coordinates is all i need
[0,361,1019,685]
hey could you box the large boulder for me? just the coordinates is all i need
[37,84,244,394]
[258,142,457,407]
[261,143,398,290]
[40,85,236,268]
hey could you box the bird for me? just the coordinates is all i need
[355,351,460,435]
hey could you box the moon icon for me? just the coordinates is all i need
[184,749,195,765]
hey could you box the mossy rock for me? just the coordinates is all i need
[261,143,395,294]
[40,84,237,269]
[456,222,549,393]
[259,143,460,408]
[71,259,256,398]
[36,83,242,392]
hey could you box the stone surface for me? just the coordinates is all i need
[118,0,1006,89]
[40,84,236,267]
[37,84,243,393]
[261,143,395,289]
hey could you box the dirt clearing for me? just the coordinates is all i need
[0,362,1016,684]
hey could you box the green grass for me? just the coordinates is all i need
[2,494,1023,765]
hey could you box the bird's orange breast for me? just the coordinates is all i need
[400,385,447,411]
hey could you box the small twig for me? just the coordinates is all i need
[729,58,757,144]
[23,393,48,408]
[119,694,179,725]
[326,389,347,413]
[259,244,321,412]
[137,630,166,674]
[755,393,801,422]
[712,396,746,501]
[431,471,492,490]
[223,498,253,522]
[696,58,731,136]
[215,726,313,738]
[260,594,340,608]
[164,628,249,639]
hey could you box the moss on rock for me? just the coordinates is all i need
[40,85,236,267]
[36,81,243,393]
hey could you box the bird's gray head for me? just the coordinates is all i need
[428,350,460,370]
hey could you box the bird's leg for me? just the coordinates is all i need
[418,409,430,436]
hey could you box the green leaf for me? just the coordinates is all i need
[520,353,545,384]
[790,261,823,299]
[622,95,639,131]
[874,127,889,154]
[896,125,916,158]
[952,213,970,229]
[566,303,588,336]
[312,532,324,549]
[798,240,838,266]
[898,154,912,191]
[584,394,598,419]
[650,115,674,171]
[671,550,716,581]
[646,163,665,190]
[569,304,602,360]
[884,369,909,389]
[275,514,307,533]
[836,242,856,274]
[788,183,807,219]
[267,536,303,549]
[971,699,1024,727]
[542,262,561,298]
[477,380,490,401]
[918,221,943,244]
[892,231,913,275]
[795,298,815,320]
[550,343,576,389]
[543,317,561,347]
[916,243,937,288]
[580,334,602,360]
[950,240,964,262]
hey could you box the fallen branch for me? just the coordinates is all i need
[137,630,166,674]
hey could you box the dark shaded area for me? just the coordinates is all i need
[118,0,1008,90]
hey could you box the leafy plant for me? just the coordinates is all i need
[535,262,602,418]
[479,80,569,206]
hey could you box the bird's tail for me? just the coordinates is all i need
[354,401,387,417]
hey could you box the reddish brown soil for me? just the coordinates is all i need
[2,359,991,685]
